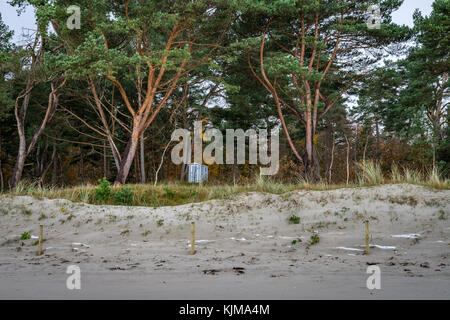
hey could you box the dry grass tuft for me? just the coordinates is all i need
[358,161,385,185]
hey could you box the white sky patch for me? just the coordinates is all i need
[391,0,434,27]
[0,3,36,44]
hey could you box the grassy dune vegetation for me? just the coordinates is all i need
[3,163,448,208]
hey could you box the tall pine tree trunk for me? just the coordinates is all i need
[140,135,146,184]
[305,118,321,181]
[79,148,85,184]
[52,154,58,186]
[103,141,107,178]
[10,87,32,189]
[375,117,381,162]
[115,125,140,185]
[10,125,27,189]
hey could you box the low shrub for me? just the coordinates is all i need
[95,178,111,201]
[113,186,134,205]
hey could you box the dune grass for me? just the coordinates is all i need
[3,178,350,207]
[358,161,385,185]
[2,163,448,208]
[358,161,449,189]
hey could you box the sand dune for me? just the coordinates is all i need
[0,184,449,299]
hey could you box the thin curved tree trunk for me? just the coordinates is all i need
[363,136,369,163]
[154,139,172,186]
[52,154,58,186]
[328,134,335,183]
[88,77,122,171]
[345,135,350,185]
[375,117,381,162]
[103,141,108,178]
[10,83,33,189]
[10,77,65,189]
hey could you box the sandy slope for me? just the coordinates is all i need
[0,184,449,299]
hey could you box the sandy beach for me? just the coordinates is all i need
[1,184,449,299]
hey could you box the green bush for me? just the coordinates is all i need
[21,232,31,240]
[95,178,111,201]
[164,187,176,198]
[114,186,135,205]
[288,214,300,224]
[310,232,320,245]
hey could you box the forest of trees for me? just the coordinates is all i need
[0,0,448,189]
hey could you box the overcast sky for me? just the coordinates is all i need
[0,0,436,44]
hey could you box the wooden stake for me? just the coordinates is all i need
[38,225,43,256]
[190,222,196,255]
[365,220,370,255]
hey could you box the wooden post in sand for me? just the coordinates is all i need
[38,225,43,256]
[190,222,196,255]
[364,220,370,255]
